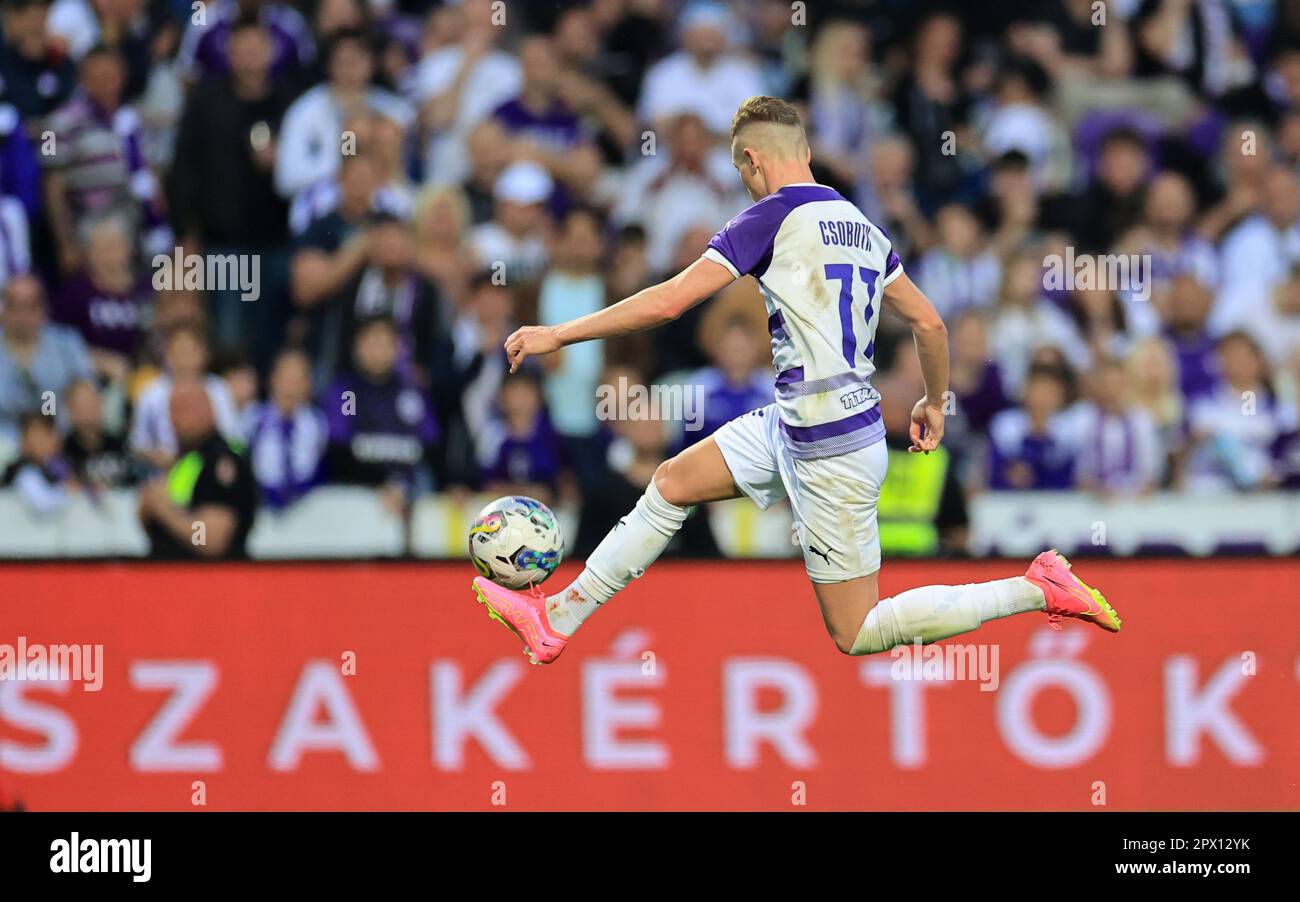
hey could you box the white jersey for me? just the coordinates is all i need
[703,183,903,459]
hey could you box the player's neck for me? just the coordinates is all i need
[762,164,818,197]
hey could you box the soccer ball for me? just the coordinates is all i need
[468,496,564,589]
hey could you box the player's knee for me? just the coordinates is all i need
[830,629,859,655]
[653,458,690,508]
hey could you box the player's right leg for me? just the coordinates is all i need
[817,552,1122,656]
[788,437,1121,655]
[472,428,748,664]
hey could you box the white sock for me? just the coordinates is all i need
[849,577,1045,655]
[546,479,690,636]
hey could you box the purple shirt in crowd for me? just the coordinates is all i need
[481,413,566,490]
[50,273,153,356]
[178,1,315,81]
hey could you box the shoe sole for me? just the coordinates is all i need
[472,581,545,665]
[1052,550,1122,633]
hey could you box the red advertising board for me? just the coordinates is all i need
[1,559,1297,810]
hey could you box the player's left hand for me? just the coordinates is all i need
[504,325,562,373]
[908,397,945,454]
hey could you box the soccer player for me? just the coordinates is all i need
[472,97,1121,664]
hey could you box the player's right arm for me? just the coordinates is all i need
[882,271,950,453]
[504,256,734,373]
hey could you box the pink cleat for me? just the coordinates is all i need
[471,576,569,664]
[1024,550,1122,633]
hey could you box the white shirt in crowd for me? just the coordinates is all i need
[413,46,522,186]
[274,85,415,201]
[1213,213,1300,363]
[637,51,764,135]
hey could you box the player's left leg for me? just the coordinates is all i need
[472,430,750,664]
[542,435,742,636]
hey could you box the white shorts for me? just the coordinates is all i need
[713,404,888,583]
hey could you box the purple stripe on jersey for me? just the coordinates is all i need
[780,405,882,443]
[775,365,804,386]
[707,184,843,279]
[884,249,900,276]
[767,309,788,340]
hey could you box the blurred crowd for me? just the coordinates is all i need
[1,0,1299,556]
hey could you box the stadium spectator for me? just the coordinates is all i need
[537,207,606,457]
[1164,274,1219,401]
[915,202,1001,322]
[138,376,258,559]
[891,11,972,212]
[478,371,569,507]
[636,1,762,137]
[1075,355,1164,495]
[610,110,743,276]
[41,44,170,272]
[0,274,93,456]
[168,13,292,368]
[1076,126,1152,252]
[273,27,412,202]
[980,58,1071,193]
[860,134,930,257]
[491,34,597,201]
[680,314,769,448]
[414,0,522,186]
[1185,330,1295,492]
[63,377,134,488]
[1118,170,1218,336]
[49,214,152,385]
[2,410,74,513]
[412,184,473,308]
[989,250,1087,394]
[946,309,1011,449]
[470,159,552,285]
[450,272,514,452]
[322,315,438,507]
[0,0,76,122]
[320,211,445,388]
[176,0,314,85]
[574,364,717,557]
[1126,335,1185,480]
[799,19,889,195]
[243,348,326,509]
[985,363,1079,491]
[129,323,242,469]
[460,118,513,224]
[1213,166,1300,363]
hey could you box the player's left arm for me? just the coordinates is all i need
[882,271,950,453]
[505,257,734,373]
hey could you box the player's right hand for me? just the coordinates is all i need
[504,325,562,373]
[908,397,945,454]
